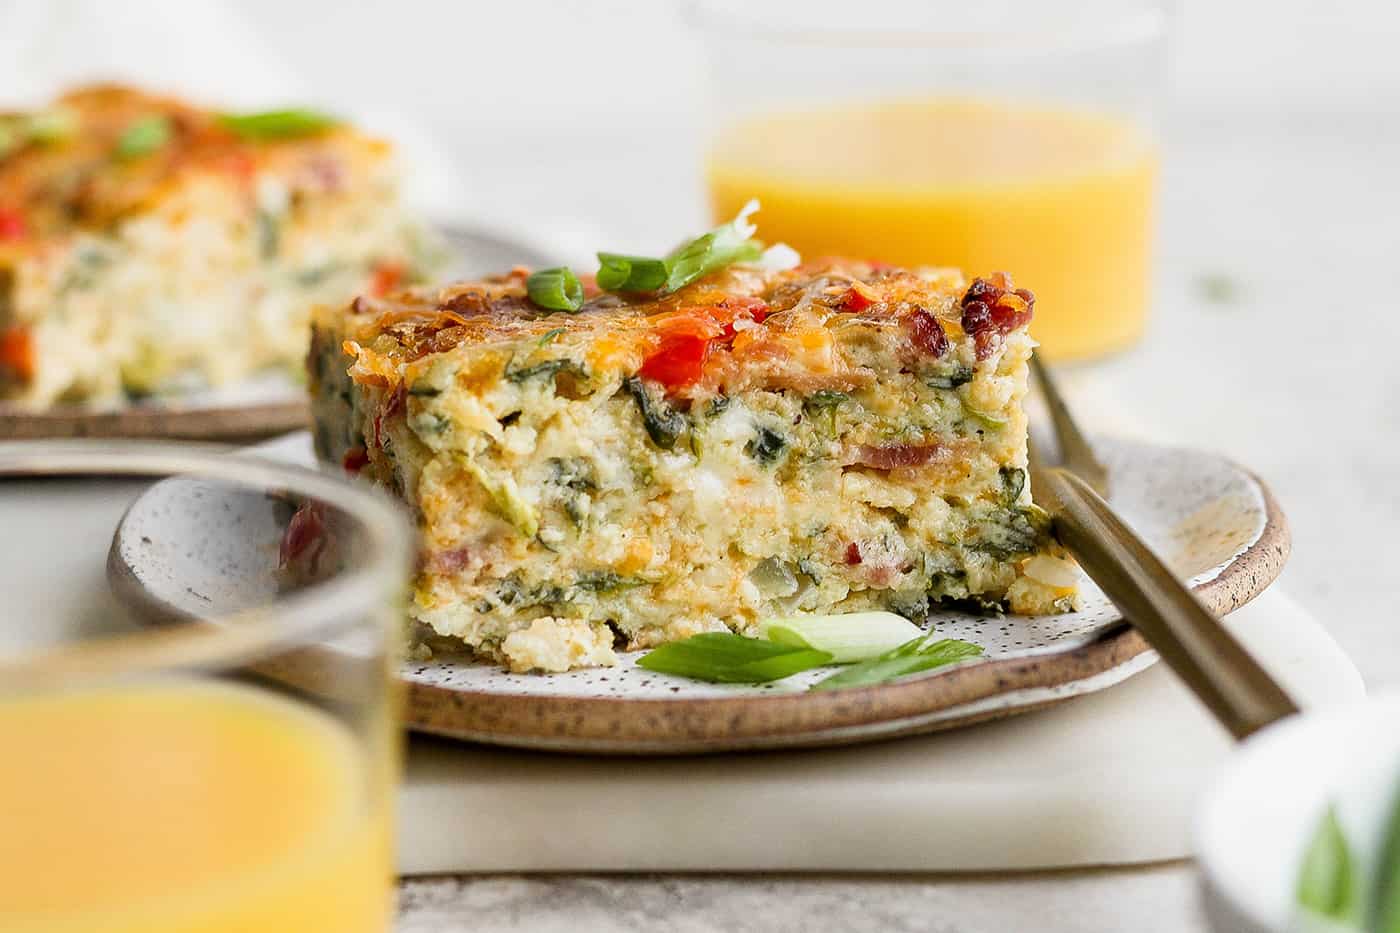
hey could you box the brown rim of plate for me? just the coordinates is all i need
[398,463,1291,755]
[0,399,309,441]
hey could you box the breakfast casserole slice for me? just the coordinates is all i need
[309,217,1076,673]
[0,84,443,405]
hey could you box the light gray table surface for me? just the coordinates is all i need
[390,109,1400,932]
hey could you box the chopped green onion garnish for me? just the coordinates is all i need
[114,115,171,160]
[811,636,983,691]
[662,199,763,293]
[596,252,669,293]
[0,109,78,159]
[219,108,339,140]
[1297,804,1357,921]
[590,200,766,298]
[25,109,77,145]
[765,612,924,664]
[537,327,566,347]
[526,267,584,312]
[636,632,832,683]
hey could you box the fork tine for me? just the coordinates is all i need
[1029,352,1111,498]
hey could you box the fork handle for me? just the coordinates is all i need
[1041,467,1300,740]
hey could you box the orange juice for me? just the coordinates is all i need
[707,98,1158,359]
[0,680,392,933]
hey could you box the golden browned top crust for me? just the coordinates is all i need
[329,260,1035,400]
[0,84,390,241]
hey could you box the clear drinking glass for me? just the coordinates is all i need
[693,0,1168,361]
[0,441,412,933]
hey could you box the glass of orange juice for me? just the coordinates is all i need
[694,0,1167,360]
[0,443,412,933]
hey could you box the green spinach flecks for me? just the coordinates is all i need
[574,572,646,594]
[927,365,974,390]
[999,466,1026,505]
[745,425,788,465]
[504,358,585,385]
[804,389,849,412]
[624,376,688,449]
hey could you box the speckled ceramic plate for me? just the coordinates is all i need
[108,432,1289,754]
[0,226,554,441]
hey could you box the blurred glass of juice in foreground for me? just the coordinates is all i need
[0,447,411,933]
[696,0,1166,360]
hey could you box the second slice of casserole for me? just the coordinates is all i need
[310,248,1076,672]
[0,84,442,405]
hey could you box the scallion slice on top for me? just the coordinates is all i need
[219,108,340,140]
[596,253,669,293]
[525,266,585,313]
[661,198,763,293]
[114,115,172,160]
[24,109,78,145]
[525,202,782,311]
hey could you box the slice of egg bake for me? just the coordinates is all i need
[308,210,1076,673]
[0,84,442,405]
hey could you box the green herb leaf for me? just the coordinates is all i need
[220,108,339,140]
[663,199,763,293]
[596,253,668,293]
[526,267,584,312]
[811,636,983,691]
[114,115,171,160]
[1369,784,1400,932]
[765,611,924,663]
[1298,804,1356,920]
[637,632,832,683]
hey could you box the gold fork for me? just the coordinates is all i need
[1027,353,1299,739]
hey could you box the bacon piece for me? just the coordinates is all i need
[371,384,406,449]
[839,285,874,312]
[342,446,369,474]
[440,289,494,316]
[904,306,949,358]
[848,443,943,470]
[844,542,863,565]
[423,547,474,574]
[961,274,1035,360]
[279,501,328,572]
